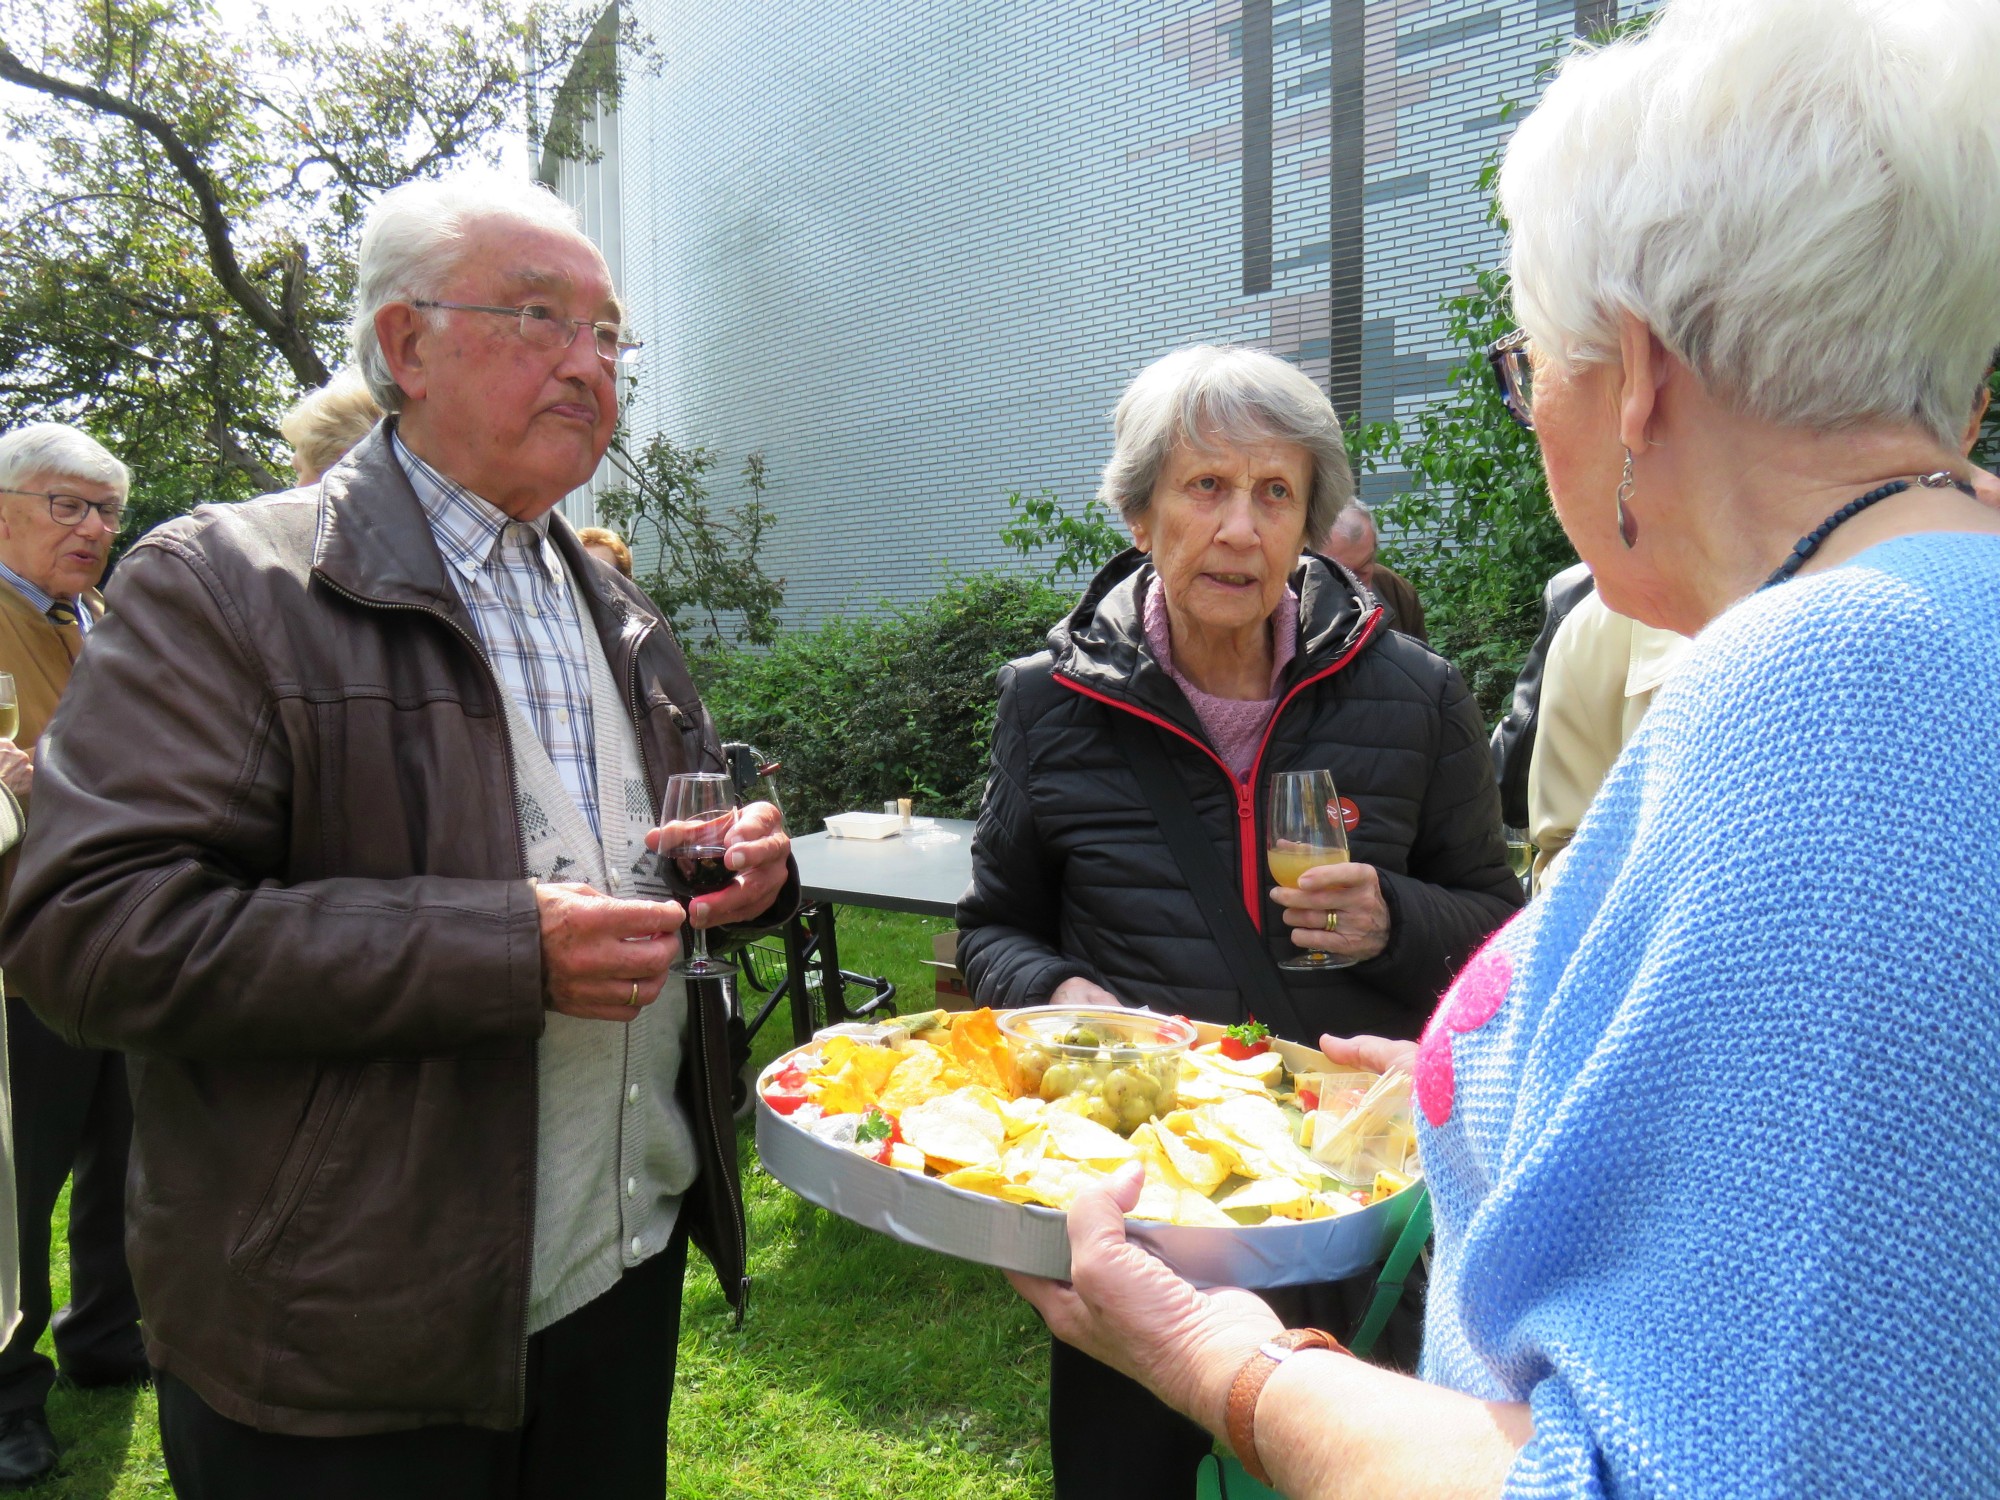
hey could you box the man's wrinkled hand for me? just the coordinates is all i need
[646,799,789,930]
[536,881,682,1022]
[0,740,31,801]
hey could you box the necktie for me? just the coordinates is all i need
[45,600,78,628]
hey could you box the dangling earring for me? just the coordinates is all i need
[1616,448,1639,549]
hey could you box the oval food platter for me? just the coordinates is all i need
[754,1019,1421,1288]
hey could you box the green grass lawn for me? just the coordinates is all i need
[22,908,1056,1497]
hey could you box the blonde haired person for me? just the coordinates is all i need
[1011,2,2000,1496]
[576,526,632,577]
[279,370,383,485]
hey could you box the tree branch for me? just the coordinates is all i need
[0,39,330,388]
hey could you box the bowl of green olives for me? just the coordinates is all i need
[999,1006,1198,1136]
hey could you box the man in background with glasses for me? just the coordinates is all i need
[1,173,793,1498]
[0,422,145,1488]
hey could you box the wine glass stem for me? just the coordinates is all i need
[687,923,709,968]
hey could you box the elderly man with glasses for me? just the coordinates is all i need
[2,172,794,1500]
[0,422,145,1487]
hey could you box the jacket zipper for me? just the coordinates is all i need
[1052,605,1384,931]
[620,617,750,1326]
[314,574,540,1418]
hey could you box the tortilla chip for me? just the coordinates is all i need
[947,1008,1019,1097]
[810,1037,906,1115]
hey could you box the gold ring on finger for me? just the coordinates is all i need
[1323,911,1339,933]
[629,981,641,1006]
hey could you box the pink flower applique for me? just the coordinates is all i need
[1414,944,1513,1127]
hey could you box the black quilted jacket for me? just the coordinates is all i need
[956,550,1524,1044]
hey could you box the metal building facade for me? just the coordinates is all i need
[554,1,1648,626]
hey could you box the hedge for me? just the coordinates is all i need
[691,573,1075,832]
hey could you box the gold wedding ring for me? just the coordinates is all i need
[1323,911,1339,933]
[629,982,642,1006]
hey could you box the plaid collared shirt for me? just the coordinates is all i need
[0,557,93,635]
[394,433,602,842]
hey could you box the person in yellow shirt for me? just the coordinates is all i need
[1527,590,1692,888]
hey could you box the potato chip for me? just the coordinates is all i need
[878,1047,947,1113]
[900,1087,1006,1168]
[1131,1118,1235,1192]
[1209,1095,1326,1185]
[1216,1176,1312,1215]
[940,1162,1009,1196]
[887,1142,928,1173]
[1042,1110,1138,1165]
[1000,1158,1104,1210]
[999,1095,1049,1138]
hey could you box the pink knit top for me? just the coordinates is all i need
[1143,578,1299,778]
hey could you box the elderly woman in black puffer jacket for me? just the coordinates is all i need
[956,343,1521,1500]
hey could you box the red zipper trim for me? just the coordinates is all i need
[1053,605,1384,932]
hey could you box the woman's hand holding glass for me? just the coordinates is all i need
[1271,860,1392,964]
[1267,769,1392,965]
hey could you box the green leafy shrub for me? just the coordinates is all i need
[693,573,1075,830]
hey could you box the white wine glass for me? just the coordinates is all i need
[1267,768,1355,972]
[0,672,16,743]
[657,771,740,978]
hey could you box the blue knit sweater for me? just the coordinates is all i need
[1418,534,2000,1497]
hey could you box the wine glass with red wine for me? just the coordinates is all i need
[657,771,740,978]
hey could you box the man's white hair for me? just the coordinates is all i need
[1098,344,1354,543]
[1499,0,2000,447]
[349,169,592,413]
[0,423,130,500]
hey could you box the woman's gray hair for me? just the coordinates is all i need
[349,170,590,413]
[0,423,129,500]
[1500,0,2000,448]
[1098,345,1354,542]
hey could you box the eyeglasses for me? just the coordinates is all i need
[0,488,124,533]
[1486,328,1534,431]
[410,300,644,368]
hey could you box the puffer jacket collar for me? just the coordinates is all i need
[1049,546,1383,744]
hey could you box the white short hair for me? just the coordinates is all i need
[0,423,130,500]
[349,170,593,413]
[1098,345,1354,543]
[1500,0,2000,448]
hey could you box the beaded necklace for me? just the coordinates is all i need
[1760,470,1976,591]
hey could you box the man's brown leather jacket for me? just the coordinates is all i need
[0,429,783,1437]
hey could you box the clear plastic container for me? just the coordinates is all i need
[999,1006,1196,1136]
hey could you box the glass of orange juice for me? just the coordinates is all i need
[1267,769,1354,971]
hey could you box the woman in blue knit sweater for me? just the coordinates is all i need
[1011,0,2000,1494]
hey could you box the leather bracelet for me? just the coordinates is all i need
[1224,1327,1347,1487]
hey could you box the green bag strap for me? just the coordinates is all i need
[1347,1183,1433,1360]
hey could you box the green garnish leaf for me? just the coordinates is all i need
[856,1108,894,1145]
[1224,1020,1271,1044]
